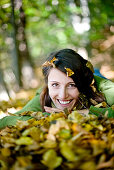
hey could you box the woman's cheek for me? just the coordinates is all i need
[69,89,79,99]
[49,89,57,99]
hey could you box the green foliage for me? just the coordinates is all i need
[0,0,114,91]
[1,0,113,58]
[88,0,114,41]
[22,0,84,61]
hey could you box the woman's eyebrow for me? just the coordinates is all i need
[49,81,58,82]
[68,82,75,84]
[49,81,75,84]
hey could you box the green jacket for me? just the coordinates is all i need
[0,76,114,129]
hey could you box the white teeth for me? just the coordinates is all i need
[58,100,71,104]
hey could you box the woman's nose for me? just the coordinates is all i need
[59,88,68,99]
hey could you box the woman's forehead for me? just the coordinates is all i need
[48,68,74,83]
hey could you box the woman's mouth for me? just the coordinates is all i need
[57,99,72,105]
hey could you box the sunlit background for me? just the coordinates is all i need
[0,0,114,102]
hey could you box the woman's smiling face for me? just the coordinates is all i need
[48,68,79,111]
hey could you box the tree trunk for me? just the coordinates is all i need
[11,0,34,89]
[11,0,22,87]
[0,67,10,98]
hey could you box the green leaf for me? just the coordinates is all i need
[42,149,62,169]
[58,129,71,139]
[89,106,114,118]
[60,141,77,162]
[15,137,33,145]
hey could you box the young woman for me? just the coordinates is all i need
[0,49,114,129]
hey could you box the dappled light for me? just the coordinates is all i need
[52,0,59,6]
[100,65,114,80]
[19,43,26,51]
[0,1,114,169]
[0,0,113,98]
[72,16,90,34]
[0,90,9,101]
[100,36,114,51]
[77,47,88,60]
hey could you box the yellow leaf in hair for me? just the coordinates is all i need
[90,78,96,92]
[42,57,58,68]
[42,61,52,67]
[91,79,95,85]
[65,67,74,77]
[91,85,96,92]
[86,61,94,73]
[50,57,58,64]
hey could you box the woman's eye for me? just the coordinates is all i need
[68,84,76,88]
[52,83,59,87]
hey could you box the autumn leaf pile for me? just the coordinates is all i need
[0,111,114,170]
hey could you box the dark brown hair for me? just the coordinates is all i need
[40,49,105,111]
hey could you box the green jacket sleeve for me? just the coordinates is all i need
[15,88,42,115]
[0,115,32,129]
[94,75,114,106]
[0,89,42,129]
[89,105,114,118]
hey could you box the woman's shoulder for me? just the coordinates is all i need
[0,88,43,129]
[94,75,114,106]
[0,115,31,129]
[15,88,42,115]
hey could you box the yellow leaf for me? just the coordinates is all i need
[15,137,33,145]
[65,67,74,77]
[86,61,94,73]
[1,148,11,157]
[42,149,62,169]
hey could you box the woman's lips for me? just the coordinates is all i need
[57,99,72,105]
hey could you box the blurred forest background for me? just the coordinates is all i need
[0,0,114,101]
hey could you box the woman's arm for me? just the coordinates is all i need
[15,88,42,115]
[0,115,31,129]
[0,89,42,129]
[94,75,114,106]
